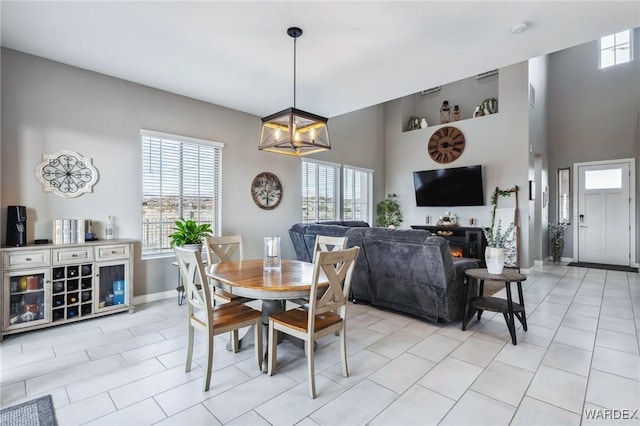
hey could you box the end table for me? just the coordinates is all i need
[462,268,527,345]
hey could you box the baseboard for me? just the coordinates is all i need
[133,289,176,305]
[534,260,544,266]
[519,267,531,274]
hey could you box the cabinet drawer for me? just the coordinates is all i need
[3,249,51,270]
[52,247,93,265]
[95,244,129,261]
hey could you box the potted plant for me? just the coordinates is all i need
[549,222,569,262]
[376,193,403,228]
[168,218,213,250]
[482,219,515,274]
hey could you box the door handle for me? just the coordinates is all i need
[579,214,584,223]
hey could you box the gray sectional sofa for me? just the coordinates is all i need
[289,222,479,323]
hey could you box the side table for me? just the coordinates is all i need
[462,268,527,345]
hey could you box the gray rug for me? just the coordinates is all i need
[567,261,638,273]
[0,395,57,426]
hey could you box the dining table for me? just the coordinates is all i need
[206,258,328,355]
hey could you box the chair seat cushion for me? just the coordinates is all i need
[192,302,261,328]
[212,289,250,304]
[269,309,342,333]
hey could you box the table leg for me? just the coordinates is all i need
[461,276,475,331]
[477,279,485,321]
[505,281,517,345]
[516,281,528,331]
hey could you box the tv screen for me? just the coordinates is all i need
[413,165,484,207]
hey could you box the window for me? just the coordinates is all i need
[557,168,570,223]
[600,29,633,69]
[301,159,340,223]
[301,159,373,224]
[141,130,223,258]
[584,168,622,190]
[343,166,373,224]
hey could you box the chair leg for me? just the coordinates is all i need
[267,320,277,376]
[254,320,263,371]
[203,332,214,392]
[231,330,239,353]
[185,323,194,372]
[307,338,316,399]
[339,325,348,378]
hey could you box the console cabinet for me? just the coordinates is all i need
[1,240,134,341]
[411,225,487,265]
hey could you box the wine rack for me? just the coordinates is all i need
[52,263,93,322]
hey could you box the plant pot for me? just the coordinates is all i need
[181,243,203,252]
[551,238,564,262]
[485,247,505,275]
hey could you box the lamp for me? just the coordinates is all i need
[259,27,331,156]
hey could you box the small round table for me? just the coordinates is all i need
[462,268,527,345]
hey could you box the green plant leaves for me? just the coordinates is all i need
[168,218,213,247]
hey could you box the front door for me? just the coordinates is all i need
[577,161,631,265]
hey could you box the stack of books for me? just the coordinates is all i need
[53,219,85,244]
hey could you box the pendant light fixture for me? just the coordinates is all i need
[259,27,331,156]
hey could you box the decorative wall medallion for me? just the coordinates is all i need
[251,172,282,210]
[36,151,99,198]
[427,126,465,164]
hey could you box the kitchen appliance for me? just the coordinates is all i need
[6,205,27,247]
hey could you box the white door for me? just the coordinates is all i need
[577,161,631,265]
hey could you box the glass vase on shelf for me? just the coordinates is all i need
[439,101,451,124]
[452,105,461,121]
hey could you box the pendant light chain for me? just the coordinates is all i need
[293,36,297,109]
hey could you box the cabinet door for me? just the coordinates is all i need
[3,268,51,331]
[95,260,130,313]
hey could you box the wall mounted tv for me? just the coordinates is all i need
[413,165,484,207]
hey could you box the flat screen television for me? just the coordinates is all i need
[413,165,484,207]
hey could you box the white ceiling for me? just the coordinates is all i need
[2,1,639,119]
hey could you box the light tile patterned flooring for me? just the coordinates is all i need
[1,263,639,425]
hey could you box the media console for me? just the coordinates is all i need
[411,225,487,266]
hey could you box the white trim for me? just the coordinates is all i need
[343,164,374,174]
[140,129,224,148]
[300,157,341,168]
[533,260,544,266]
[572,158,636,266]
[133,289,176,305]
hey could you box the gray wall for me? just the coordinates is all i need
[383,62,533,268]
[548,28,640,262]
[0,48,385,297]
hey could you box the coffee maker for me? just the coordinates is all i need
[6,205,27,247]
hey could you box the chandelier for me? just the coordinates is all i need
[259,27,331,156]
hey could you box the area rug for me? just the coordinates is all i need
[0,395,57,426]
[567,262,638,273]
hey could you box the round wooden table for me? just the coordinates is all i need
[462,268,527,345]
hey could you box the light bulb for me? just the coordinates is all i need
[274,129,281,140]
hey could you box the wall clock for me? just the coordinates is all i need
[35,150,99,198]
[427,126,466,164]
[251,172,282,210]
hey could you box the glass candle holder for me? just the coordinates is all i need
[263,236,281,272]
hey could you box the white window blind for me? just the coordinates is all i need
[141,130,223,258]
[301,159,340,223]
[343,166,373,224]
[600,29,633,69]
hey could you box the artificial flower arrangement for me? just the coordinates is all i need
[483,219,515,248]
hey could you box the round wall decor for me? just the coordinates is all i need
[427,126,465,164]
[251,172,282,210]
[36,150,99,198]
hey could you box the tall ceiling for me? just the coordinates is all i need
[2,1,639,118]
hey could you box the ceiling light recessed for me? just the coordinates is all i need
[511,22,529,34]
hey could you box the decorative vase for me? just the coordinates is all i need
[485,247,505,274]
[440,101,451,124]
[552,237,564,262]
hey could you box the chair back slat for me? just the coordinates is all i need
[308,247,359,322]
[205,235,244,264]
[174,247,213,322]
[313,235,348,263]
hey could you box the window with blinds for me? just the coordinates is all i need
[301,159,340,223]
[141,130,223,258]
[343,166,373,224]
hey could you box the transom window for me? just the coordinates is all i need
[599,29,633,69]
[141,129,223,258]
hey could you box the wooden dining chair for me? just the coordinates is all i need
[174,246,263,391]
[290,235,349,308]
[268,246,360,398]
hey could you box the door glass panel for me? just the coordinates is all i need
[97,264,126,310]
[9,272,47,326]
[584,169,622,190]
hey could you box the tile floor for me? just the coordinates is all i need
[1,263,639,425]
